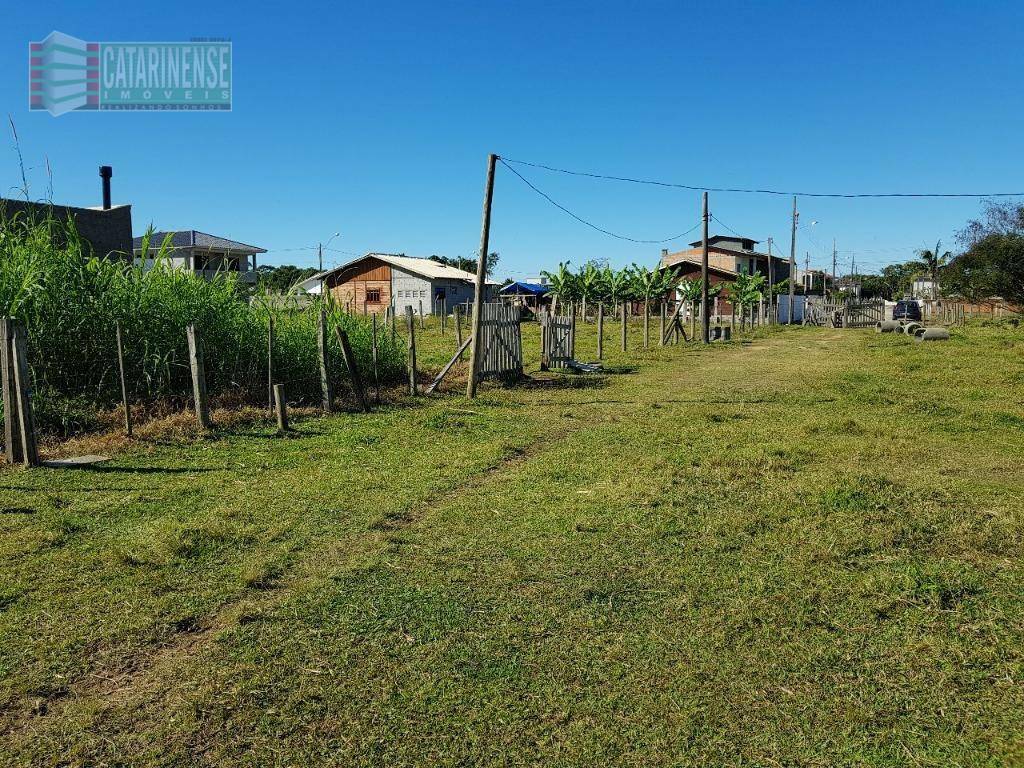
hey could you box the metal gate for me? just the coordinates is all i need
[479,303,523,380]
[539,311,574,369]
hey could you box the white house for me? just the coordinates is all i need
[132,230,266,283]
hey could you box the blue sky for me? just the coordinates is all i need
[4,0,1023,280]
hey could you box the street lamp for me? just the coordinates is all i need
[319,231,341,295]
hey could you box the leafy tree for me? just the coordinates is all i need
[956,201,1024,249]
[256,265,318,293]
[916,240,951,299]
[429,252,500,277]
[943,233,1024,305]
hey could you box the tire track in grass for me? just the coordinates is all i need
[2,394,610,749]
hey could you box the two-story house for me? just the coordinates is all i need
[132,230,266,283]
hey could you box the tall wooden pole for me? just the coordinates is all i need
[406,305,418,395]
[596,303,604,360]
[266,316,274,411]
[1,317,22,464]
[466,153,497,399]
[701,191,710,344]
[789,195,798,324]
[766,237,774,324]
[621,302,627,352]
[317,310,332,412]
[115,321,132,437]
[371,313,380,404]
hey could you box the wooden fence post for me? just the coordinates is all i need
[643,300,650,349]
[10,322,39,467]
[273,384,289,433]
[334,326,370,413]
[1,317,23,464]
[406,306,418,396]
[569,308,576,359]
[267,316,274,412]
[371,313,380,404]
[317,310,332,412]
[540,316,549,371]
[186,323,212,430]
[455,304,463,347]
[730,302,736,334]
[115,321,132,437]
[596,303,604,360]
[660,302,667,347]
[441,298,447,335]
[418,299,424,330]
[621,302,627,352]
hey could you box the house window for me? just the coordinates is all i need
[366,288,381,303]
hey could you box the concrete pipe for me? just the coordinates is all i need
[876,320,901,333]
[900,322,922,336]
[915,327,950,342]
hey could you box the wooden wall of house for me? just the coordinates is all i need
[327,258,392,313]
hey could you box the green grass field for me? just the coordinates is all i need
[2,320,1023,766]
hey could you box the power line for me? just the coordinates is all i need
[501,156,1024,199]
[498,157,701,244]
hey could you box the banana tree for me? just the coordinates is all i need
[599,265,632,317]
[731,269,767,329]
[540,262,577,315]
[577,262,602,321]
[629,264,666,348]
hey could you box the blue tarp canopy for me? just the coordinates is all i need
[500,281,549,295]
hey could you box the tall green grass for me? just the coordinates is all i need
[0,210,405,434]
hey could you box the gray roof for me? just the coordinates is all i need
[301,253,500,290]
[132,230,266,254]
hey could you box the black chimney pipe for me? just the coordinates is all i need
[99,165,112,210]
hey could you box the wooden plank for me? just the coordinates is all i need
[334,326,370,413]
[317,310,332,412]
[426,335,473,395]
[115,321,132,437]
[11,322,39,467]
[41,455,109,468]
[186,323,212,430]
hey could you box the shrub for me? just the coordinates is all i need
[0,210,404,434]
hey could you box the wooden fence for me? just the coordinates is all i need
[539,311,575,369]
[478,303,523,380]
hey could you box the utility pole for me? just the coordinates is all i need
[766,237,774,323]
[466,153,497,399]
[805,252,810,293]
[788,196,798,324]
[318,242,324,295]
[701,191,710,344]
